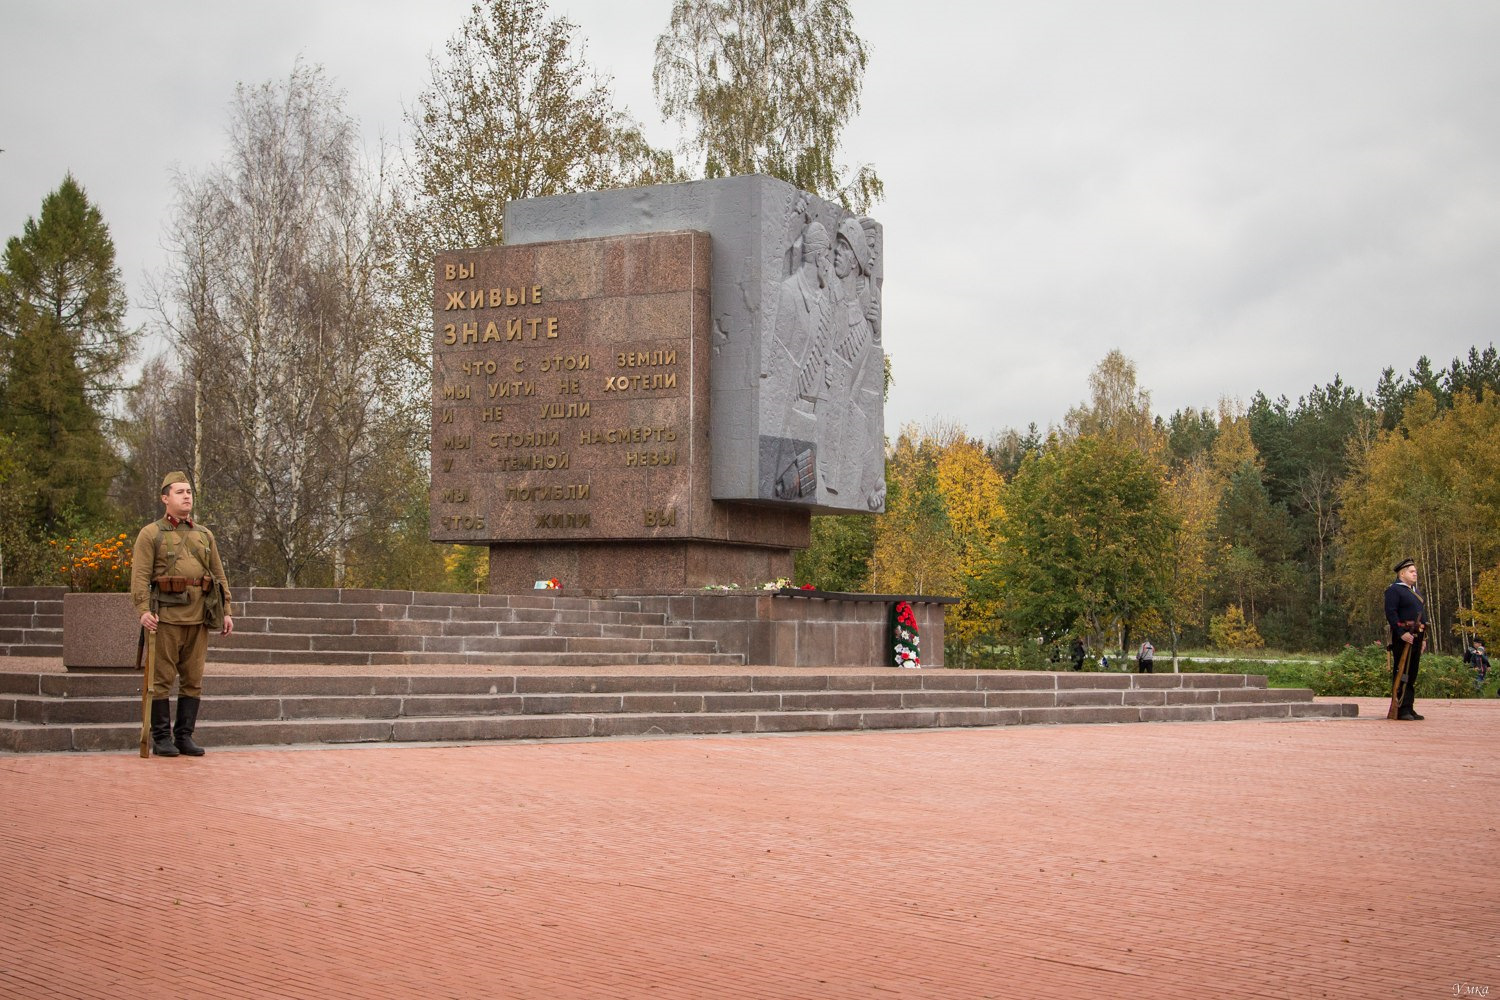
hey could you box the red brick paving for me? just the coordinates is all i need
[2,696,1496,999]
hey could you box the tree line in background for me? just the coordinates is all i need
[3,0,1498,666]
[799,347,1500,662]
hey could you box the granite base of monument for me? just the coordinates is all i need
[633,590,952,668]
[486,540,796,595]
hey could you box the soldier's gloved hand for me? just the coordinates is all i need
[140,612,159,633]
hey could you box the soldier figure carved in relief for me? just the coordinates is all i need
[131,472,233,757]
[820,216,884,509]
[768,219,834,499]
[764,204,884,510]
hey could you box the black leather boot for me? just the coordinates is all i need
[173,695,206,756]
[151,699,179,757]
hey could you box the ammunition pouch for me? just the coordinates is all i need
[203,579,228,631]
[152,575,212,607]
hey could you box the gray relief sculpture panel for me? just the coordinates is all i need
[506,175,885,514]
[761,191,884,512]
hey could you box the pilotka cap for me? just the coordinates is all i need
[160,471,190,492]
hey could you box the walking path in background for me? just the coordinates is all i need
[3,694,1496,999]
[1177,655,1330,665]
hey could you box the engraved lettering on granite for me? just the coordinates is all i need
[643,508,677,527]
[432,229,804,581]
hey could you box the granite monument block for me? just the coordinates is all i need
[505,175,886,513]
[431,230,808,592]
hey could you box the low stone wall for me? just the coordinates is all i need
[634,589,953,668]
[42,586,954,670]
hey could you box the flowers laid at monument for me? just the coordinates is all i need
[702,579,817,592]
[534,578,562,590]
[889,600,921,668]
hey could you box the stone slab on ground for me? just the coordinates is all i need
[1,695,1493,998]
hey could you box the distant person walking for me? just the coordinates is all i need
[131,471,234,756]
[1466,640,1491,694]
[1070,637,1086,671]
[1383,558,1427,721]
[1137,639,1155,673]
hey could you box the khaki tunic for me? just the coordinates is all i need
[130,519,232,625]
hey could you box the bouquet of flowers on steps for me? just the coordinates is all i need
[889,600,921,668]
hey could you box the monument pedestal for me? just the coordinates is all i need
[487,540,798,595]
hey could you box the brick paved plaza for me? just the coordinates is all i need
[2,695,1495,999]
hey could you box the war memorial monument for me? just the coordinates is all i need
[430,174,888,594]
[5,177,1356,751]
[3,181,1364,753]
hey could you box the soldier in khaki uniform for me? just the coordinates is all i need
[131,472,233,756]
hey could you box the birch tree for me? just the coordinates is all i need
[934,437,1005,652]
[1338,389,1500,651]
[398,0,679,307]
[868,424,959,596]
[654,0,882,211]
[157,62,409,585]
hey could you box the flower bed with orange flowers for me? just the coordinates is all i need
[51,533,131,592]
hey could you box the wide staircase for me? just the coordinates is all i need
[214,589,744,667]
[1,669,1356,753]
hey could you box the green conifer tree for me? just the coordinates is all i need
[0,175,131,535]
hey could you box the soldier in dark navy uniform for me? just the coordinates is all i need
[1383,558,1428,721]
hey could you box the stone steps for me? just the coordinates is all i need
[0,588,65,657]
[214,589,741,667]
[3,684,1329,725]
[216,634,725,656]
[205,650,747,668]
[0,670,1358,753]
[36,587,749,669]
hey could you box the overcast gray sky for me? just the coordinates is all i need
[3,1,1496,438]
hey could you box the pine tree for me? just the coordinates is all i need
[0,175,130,534]
[0,174,135,409]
